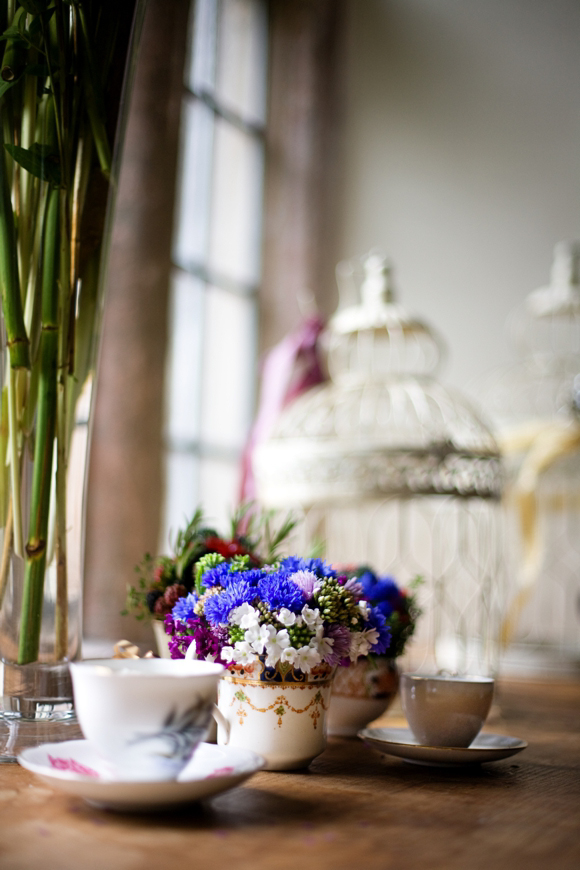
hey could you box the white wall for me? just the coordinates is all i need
[337,0,580,400]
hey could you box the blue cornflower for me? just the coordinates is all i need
[258,572,306,612]
[279,556,336,579]
[201,561,234,588]
[221,568,263,589]
[172,592,197,622]
[359,571,401,618]
[367,609,392,655]
[204,579,256,624]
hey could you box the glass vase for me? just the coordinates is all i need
[0,0,145,761]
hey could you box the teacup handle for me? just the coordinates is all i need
[183,643,230,742]
[184,641,197,661]
[212,705,230,744]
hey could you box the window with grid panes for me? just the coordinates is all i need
[161,0,267,546]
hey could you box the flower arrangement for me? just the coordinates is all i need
[124,506,296,622]
[165,556,393,675]
[344,566,421,660]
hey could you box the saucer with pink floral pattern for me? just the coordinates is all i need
[18,740,264,811]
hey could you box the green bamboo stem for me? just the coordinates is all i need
[23,180,47,359]
[1,7,26,83]
[39,13,64,180]
[17,52,38,302]
[76,3,112,177]
[0,384,8,526]
[0,494,13,609]
[68,130,92,373]
[54,0,70,188]
[6,361,22,557]
[0,124,29,370]
[54,186,70,660]
[18,186,59,665]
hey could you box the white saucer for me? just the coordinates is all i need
[18,740,265,811]
[359,727,527,767]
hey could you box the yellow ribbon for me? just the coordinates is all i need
[498,419,580,646]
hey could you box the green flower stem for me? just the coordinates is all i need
[18,186,59,665]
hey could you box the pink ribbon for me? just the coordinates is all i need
[239,317,327,503]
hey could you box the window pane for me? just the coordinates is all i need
[199,458,241,530]
[165,271,204,443]
[215,0,268,125]
[173,98,214,269]
[208,118,263,284]
[161,452,200,554]
[188,0,218,94]
[200,285,256,449]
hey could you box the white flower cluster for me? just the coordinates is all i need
[221,602,329,674]
[220,601,380,672]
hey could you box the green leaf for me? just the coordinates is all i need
[24,63,48,77]
[19,0,47,14]
[0,79,17,98]
[0,27,26,44]
[28,7,55,38]
[4,143,61,185]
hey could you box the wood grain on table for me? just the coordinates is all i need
[0,679,578,870]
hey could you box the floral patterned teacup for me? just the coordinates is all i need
[214,656,334,770]
[70,658,224,780]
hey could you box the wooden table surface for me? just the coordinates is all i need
[0,678,578,870]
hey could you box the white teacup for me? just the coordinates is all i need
[70,658,224,780]
[400,673,494,748]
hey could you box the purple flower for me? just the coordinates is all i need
[168,634,195,659]
[344,577,364,599]
[323,625,352,665]
[288,569,318,598]
[169,617,229,664]
[164,613,176,636]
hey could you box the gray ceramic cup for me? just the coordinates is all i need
[400,673,494,747]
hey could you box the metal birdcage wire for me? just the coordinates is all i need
[255,253,506,676]
[471,241,580,673]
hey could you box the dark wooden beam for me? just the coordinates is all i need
[84,0,190,644]
[261,0,345,353]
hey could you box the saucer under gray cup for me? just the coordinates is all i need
[400,673,495,748]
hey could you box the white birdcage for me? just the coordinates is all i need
[254,253,506,676]
[475,242,580,674]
